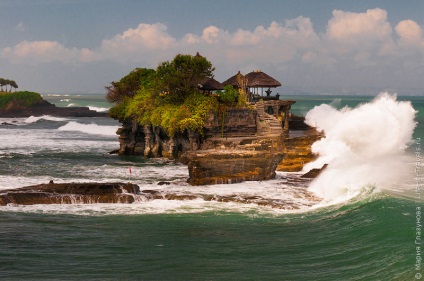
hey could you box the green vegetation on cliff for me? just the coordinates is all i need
[108,53,235,135]
[0,91,43,109]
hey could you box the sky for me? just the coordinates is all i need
[0,0,424,95]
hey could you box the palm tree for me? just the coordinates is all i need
[9,80,18,92]
[0,78,6,92]
[5,79,12,92]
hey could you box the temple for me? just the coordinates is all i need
[114,65,315,186]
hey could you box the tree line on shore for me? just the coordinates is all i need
[0,78,18,92]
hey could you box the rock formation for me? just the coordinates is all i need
[185,136,285,185]
[278,116,323,172]
[115,100,296,185]
[114,100,327,185]
[0,181,322,210]
[0,98,107,118]
[0,182,139,205]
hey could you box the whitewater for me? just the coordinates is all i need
[304,93,418,204]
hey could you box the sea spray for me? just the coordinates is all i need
[303,93,417,202]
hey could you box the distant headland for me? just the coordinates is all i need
[0,90,107,118]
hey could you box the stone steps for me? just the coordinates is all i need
[255,101,283,136]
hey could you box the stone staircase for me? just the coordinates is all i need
[255,101,283,136]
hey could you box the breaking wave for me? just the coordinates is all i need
[58,121,118,136]
[24,115,69,124]
[303,92,417,203]
[88,106,109,112]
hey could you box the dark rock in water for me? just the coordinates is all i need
[0,182,140,206]
[1,122,17,126]
[157,181,171,186]
[0,180,323,210]
[301,164,328,179]
[109,149,120,155]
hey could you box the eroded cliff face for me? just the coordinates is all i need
[278,127,323,172]
[117,119,200,159]
[185,136,285,185]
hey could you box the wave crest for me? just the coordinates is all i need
[58,121,118,136]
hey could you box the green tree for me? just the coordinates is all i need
[106,68,156,103]
[156,53,215,103]
[0,78,6,92]
[9,80,18,92]
[217,85,238,106]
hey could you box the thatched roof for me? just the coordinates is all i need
[198,77,224,91]
[222,71,241,87]
[222,70,281,88]
[245,70,281,87]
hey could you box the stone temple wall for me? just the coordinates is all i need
[203,108,257,138]
[116,108,259,159]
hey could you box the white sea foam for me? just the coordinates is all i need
[303,92,417,202]
[58,121,118,136]
[88,106,109,112]
[24,115,68,124]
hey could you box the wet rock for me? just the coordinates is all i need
[1,122,16,126]
[157,181,171,186]
[301,164,328,179]
[0,182,140,206]
[185,149,285,185]
[277,127,323,172]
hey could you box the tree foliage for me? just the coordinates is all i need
[217,85,238,106]
[106,68,156,103]
[0,78,18,92]
[107,53,220,135]
[156,54,215,103]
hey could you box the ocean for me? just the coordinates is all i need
[0,93,422,281]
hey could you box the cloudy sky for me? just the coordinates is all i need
[1,0,423,95]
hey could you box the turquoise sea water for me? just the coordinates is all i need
[0,93,422,280]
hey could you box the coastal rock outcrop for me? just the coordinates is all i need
[184,136,285,185]
[0,179,322,210]
[278,117,323,172]
[185,150,284,185]
[0,98,107,118]
[0,182,139,205]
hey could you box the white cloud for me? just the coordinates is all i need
[1,40,81,64]
[327,8,392,42]
[396,20,424,48]
[93,23,177,64]
[324,8,394,60]
[1,8,424,93]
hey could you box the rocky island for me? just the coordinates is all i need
[0,91,107,118]
[111,53,322,186]
[1,53,324,207]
